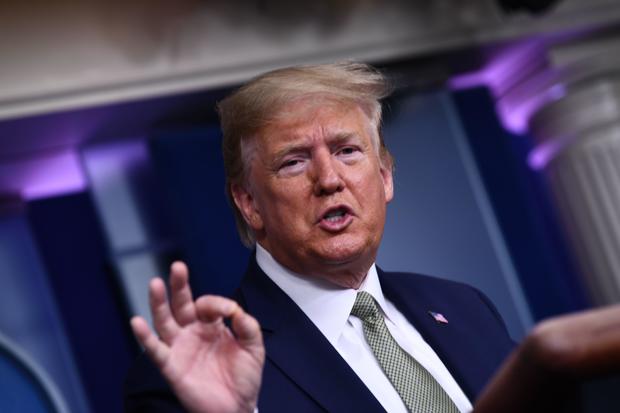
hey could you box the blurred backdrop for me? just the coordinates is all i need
[1,0,620,411]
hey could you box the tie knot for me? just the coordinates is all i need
[351,291,381,322]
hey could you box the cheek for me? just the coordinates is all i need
[361,172,388,202]
[262,186,311,224]
[360,177,389,226]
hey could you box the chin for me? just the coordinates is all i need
[313,235,374,268]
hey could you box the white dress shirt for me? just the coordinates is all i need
[255,244,473,413]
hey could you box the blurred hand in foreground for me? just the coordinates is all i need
[475,304,620,413]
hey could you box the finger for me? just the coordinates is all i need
[231,306,264,355]
[131,316,170,368]
[169,261,197,326]
[149,277,180,342]
[195,295,239,324]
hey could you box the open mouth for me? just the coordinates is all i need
[323,208,348,222]
[318,205,353,231]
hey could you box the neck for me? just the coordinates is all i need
[256,242,371,289]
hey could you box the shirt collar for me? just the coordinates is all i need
[255,243,391,347]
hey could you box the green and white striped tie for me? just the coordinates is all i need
[351,291,459,413]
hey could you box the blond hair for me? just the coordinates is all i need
[217,62,393,247]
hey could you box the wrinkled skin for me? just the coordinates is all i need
[131,98,393,412]
[232,98,393,289]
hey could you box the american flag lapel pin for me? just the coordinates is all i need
[428,311,449,324]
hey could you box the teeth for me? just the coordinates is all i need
[324,209,346,221]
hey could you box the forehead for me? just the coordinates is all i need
[258,98,373,146]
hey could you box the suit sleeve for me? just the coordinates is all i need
[123,354,186,413]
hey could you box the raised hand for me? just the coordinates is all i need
[130,261,265,413]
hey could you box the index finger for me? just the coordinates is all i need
[195,295,263,352]
[195,295,239,323]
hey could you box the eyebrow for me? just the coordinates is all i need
[271,143,308,166]
[271,132,359,164]
[327,132,359,147]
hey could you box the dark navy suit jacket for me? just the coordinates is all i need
[124,256,515,412]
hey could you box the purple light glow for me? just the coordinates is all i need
[450,41,561,135]
[6,150,88,200]
[527,137,567,170]
[450,42,547,95]
[497,82,566,135]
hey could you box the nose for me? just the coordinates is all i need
[311,150,344,196]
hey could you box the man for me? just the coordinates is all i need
[125,62,515,413]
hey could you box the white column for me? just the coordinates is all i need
[531,54,620,304]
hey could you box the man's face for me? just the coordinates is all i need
[233,99,393,287]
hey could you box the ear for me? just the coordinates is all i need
[380,162,394,203]
[231,183,264,231]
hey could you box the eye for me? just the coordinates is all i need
[336,146,361,158]
[282,159,300,168]
[278,157,306,174]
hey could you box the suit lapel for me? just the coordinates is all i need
[379,268,486,401]
[238,257,386,413]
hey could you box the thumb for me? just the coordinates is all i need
[231,306,264,359]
